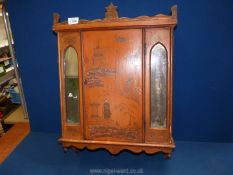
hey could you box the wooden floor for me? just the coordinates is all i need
[0,122,30,164]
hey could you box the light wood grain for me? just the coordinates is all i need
[0,122,30,164]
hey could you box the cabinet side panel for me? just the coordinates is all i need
[145,28,172,143]
[59,32,84,140]
[58,32,65,138]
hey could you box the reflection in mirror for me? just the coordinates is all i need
[150,43,167,128]
[64,47,80,123]
[65,47,78,76]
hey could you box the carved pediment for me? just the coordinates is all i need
[105,2,119,19]
[53,3,177,31]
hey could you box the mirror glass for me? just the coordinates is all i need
[150,43,167,128]
[64,47,80,123]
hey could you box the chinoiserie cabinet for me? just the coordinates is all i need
[53,3,177,158]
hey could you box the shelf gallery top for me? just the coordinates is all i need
[53,2,177,32]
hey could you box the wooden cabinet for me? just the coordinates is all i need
[53,3,177,157]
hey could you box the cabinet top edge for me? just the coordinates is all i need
[52,4,177,32]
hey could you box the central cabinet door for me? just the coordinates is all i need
[83,29,143,143]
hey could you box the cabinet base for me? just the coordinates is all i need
[59,138,175,156]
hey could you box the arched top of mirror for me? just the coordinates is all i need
[64,47,78,77]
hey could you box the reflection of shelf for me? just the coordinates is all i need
[0,57,12,62]
[0,69,15,86]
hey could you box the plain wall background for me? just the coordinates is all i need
[6,0,233,142]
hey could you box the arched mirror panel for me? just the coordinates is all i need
[150,43,167,128]
[64,47,80,124]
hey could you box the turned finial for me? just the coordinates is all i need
[171,5,177,19]
[53,13,60,25]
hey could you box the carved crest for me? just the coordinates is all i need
[105,2,119,19]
